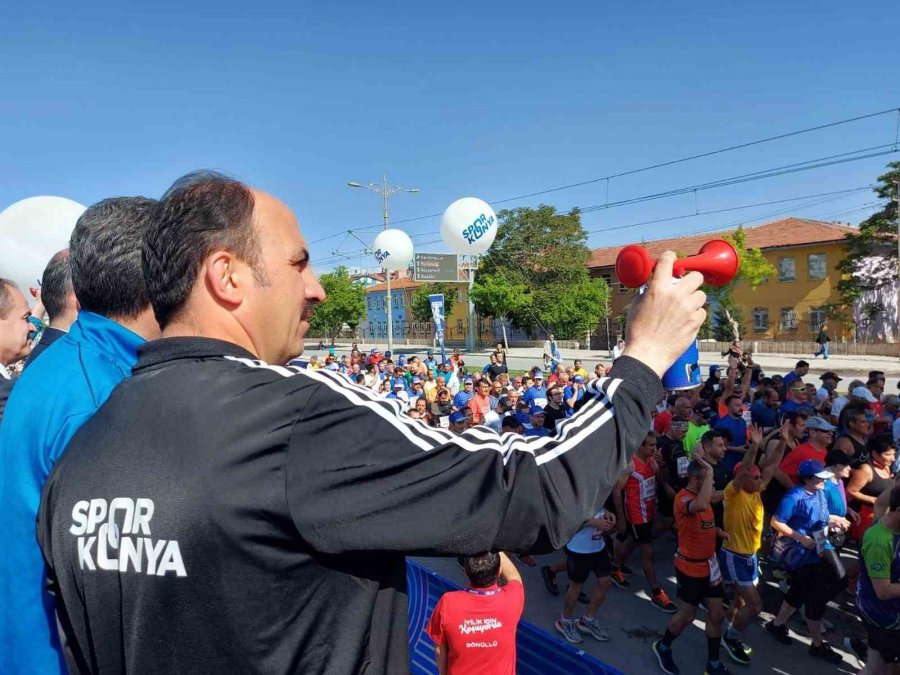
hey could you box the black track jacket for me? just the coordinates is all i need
[38,337,662,674]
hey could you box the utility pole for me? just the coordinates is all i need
[348,176,418,354]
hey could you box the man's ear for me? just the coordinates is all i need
[204,251,244,308]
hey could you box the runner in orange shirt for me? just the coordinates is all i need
[652,455,731,675]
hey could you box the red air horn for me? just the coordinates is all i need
[615,239,739,288]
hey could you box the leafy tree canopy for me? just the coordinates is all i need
[307,266,366,344]
[475,205,609,339]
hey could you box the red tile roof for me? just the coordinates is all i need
[588,218,857,269]
[365,279,424,293]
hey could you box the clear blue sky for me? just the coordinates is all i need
[2,0,897,272]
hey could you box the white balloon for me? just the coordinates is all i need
[440,197,497,255]
[373,228,414,271]
[0,196,86,295]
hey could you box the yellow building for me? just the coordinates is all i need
[588,217,856,342]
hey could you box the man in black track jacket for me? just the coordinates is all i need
[38,171,708,675]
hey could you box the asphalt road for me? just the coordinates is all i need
[416,536,865,675]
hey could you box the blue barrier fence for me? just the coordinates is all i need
[407,560,623,675]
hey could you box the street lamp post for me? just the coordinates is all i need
[348,175,419,354]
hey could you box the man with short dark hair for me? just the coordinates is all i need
[38,171,706,674]
[782,360,810,396]
[653,457,729,675]
[24,249,78,368]
[427,552,524,674]
[0,278,32,421]
[1,197,159,674]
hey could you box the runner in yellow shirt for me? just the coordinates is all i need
[718,421,788,665]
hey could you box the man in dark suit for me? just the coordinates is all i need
[24,250,78,369]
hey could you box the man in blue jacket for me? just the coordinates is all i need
[0,197,160,674]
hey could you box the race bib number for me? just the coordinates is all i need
[676,456,689,478]
[813,528,827,556]
[708,555,722,585]
[641,476,657,501]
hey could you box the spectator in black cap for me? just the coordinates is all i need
[815,372,841,408]
[684,402,712,457]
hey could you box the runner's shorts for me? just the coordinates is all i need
[565,546,611,584]
[675,569,725,607]
[616,520,654,545]
[866,623,900,664]
[718,549,759,587]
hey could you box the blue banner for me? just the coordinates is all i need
[407,560,623,675]
[427,293,446,365]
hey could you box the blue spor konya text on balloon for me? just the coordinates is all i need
[462,213,494,245]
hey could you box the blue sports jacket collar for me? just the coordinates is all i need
[69,311,146,365]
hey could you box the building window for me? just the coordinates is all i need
[456,319,464,334]
[808,253,827,280]
[752,307,769,332]
[809,307,827,332]
[780,308,797,332]
[778,257,796,282]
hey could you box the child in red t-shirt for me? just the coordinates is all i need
[427,552,524,675]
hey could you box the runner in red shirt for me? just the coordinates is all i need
[779,416,835,484]
[427,552,524,675]
[611,432,677,613]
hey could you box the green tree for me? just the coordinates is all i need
[705,226,776,341]
[837,162,899,338]
[470,273,532,350]
[476,205,609,340]
[409,282,457,328]
[307,266,366,345]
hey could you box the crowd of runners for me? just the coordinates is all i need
[310,343,900,675]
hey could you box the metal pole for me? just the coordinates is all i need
[383,174,393,354]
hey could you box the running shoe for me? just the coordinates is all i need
[555,617,583,644]
[844,636,868,665]
[652,640,679,675]
[577,616,610,642]
[610,569,631,589]
[540,565,559,595]
[651,588,677,613]
[808,641,842,664]
[764,620,792,645]
[704,660,732,675]
[721,636,751,665]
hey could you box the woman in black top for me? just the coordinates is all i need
[846,435,896,541]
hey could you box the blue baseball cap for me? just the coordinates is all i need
[449,411,466,424]
[530,405,545,415]
[797,460,832,479]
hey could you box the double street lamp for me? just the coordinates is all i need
[348,176,419,353]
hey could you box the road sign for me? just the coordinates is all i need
[414,253,459,282]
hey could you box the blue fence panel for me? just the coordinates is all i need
[407,560,623,675]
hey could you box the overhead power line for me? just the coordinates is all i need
[336,106,899,233]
